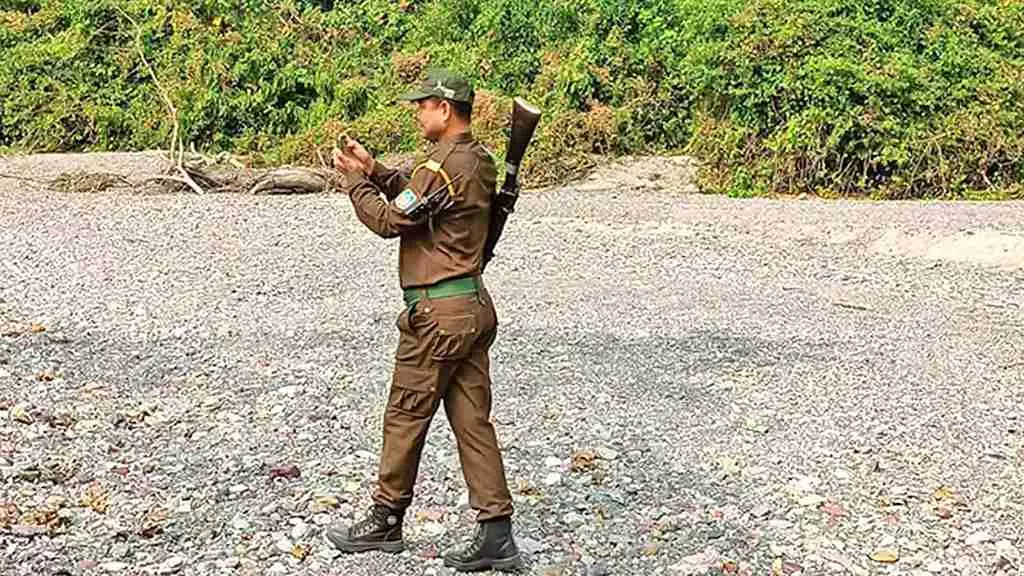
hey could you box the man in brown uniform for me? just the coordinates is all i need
[326,69,521,572]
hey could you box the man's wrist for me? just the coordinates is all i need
[369,160,389,178]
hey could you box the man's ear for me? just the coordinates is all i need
[440,99,452,123]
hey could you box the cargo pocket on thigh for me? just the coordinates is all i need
[428,313,478,361]
[389,363,439,418]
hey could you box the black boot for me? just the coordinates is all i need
[443,516,523,572]
[324,504,405,553]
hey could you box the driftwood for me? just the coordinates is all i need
[143,152,340,195]
[40,155,340,196]
[247,167,337,195]
[51,171,132,194]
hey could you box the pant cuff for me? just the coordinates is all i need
[371,493,408,513]
[475,506,514,522]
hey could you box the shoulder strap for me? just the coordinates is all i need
[411,141,456,197]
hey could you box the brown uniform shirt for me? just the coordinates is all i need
[347,132,496,288]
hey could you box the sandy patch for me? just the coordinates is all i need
[871,228,1024,270]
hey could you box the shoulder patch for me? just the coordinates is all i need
[393,188,420,215]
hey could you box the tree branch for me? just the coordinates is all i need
[118,7,204,194]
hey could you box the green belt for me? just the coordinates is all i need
[403,276,481,307]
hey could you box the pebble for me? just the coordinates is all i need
[518,536,544,555]
[789,475,820,493]
[290,521,309,541]
[716,457,741,476]
[820,549,854,568]
[543,456,562,468]
[313,513,333,526]
[966,531,992,546]
[11,403,33,424]
[422,521,447,536]
[871,547,900,563]
[309,495,339,513]
[268,562,288,575]
[543,472,562,486]
[100,562,129,573]
[74,419,102,433]
[110,543,131,559]
[995,539,1019,560]
[595,447,619,461]
[769,543,794,557]
[316,547,340,560]
[157,555,186,574]
[562,512,585,529]
[277,385,300,397]
[797,494,825,507]
[275,538,294,554]
[669,546,720,575]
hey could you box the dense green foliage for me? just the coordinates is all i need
[1,0,1022,198]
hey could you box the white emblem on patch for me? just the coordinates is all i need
[394,188,418,213]
[433,80,456,99]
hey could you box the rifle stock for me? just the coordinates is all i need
[482,97,541,271]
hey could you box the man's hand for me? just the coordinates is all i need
[343,136,374,175]
[333,147,364,177]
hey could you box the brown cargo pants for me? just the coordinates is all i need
[372,284,514,521]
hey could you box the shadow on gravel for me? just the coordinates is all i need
[495,325,830,404]
[0,326,374,395]
[480,325,830,569]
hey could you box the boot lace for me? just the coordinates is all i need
[351,505,395,538]
[452,524,487,557]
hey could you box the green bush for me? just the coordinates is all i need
[1,0,1021,198]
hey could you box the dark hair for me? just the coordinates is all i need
[423,96,473,122]
[448,99,473,122]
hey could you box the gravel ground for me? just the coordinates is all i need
[1,153,1022,576]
